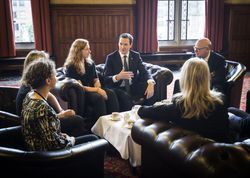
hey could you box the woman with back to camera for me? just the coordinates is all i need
[21,58,98,151]
[16,50,60,115]
[64,38,119,122]
[137,57,231,142]
[16,50,88,136]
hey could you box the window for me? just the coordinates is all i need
[158,0,205,47]
[12,0,34,49]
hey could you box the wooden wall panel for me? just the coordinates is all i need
[51,5,134,67]
[225,5,250,69]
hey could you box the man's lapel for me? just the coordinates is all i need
[128,53,134,71]
[115,52,123,71]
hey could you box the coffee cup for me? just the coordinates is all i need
[124,112,135,124]
[111,112,120,121]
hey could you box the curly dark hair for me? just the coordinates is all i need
[22,58,56,89]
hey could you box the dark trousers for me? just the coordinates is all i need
[173,79,181,95]
[228,107,250,139]
[113,88,134,112]
[85,89,119,121]
[60,115,89,137]
[105,88,120,114]
[113,82,155,112]
[75,134,99,145]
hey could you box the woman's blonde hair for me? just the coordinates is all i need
[174,57,223,119]
[23,50,49,70]
[21,50,49,84]
[64,38,92,75]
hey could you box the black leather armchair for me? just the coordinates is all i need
[0,125,109,178]
[132,118,250,178]
[0,86,20,128]
[225,60,247,108]
[54,62,174,118]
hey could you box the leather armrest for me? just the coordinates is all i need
[53,77,83,101]
[0,125,109,177]
[153,68,174,100]
[0,111,20,128]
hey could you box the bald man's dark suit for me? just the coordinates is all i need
[173,51,227,95]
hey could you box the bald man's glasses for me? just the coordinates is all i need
[193,46,208,52]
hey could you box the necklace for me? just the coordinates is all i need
[33,90,57,113]
[34,90,47,101]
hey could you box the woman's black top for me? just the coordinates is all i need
[65,61,98,87]
[138,100,230,142]
[16,84,31,116]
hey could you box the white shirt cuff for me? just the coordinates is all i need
[112,75,118,83]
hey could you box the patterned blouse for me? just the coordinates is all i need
[21,92,73,151]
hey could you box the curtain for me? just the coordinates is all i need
[136,0,158,53]
[0,0,16,57]
[31,0,52,55]
[204,0,224,52]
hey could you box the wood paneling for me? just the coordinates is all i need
[224,5,250,69]
[51,5,134,67]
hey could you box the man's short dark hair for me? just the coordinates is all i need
[119,33,133,45]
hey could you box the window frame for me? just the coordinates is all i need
[12,0,35,54]
[158,0,205,52]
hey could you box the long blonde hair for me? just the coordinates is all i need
[23,50,49,70]
[64,38,92,75]
[174,57,223,119]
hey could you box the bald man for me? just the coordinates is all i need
[194,38,227,94]
[173,38,227,97]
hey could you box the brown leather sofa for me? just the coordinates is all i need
[0,125,109,178]
[0,86,20,128]
[131,118,250,178]
[53,62,174,118]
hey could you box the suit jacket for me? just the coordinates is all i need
[104,50,152,94]
[208,51,227,93]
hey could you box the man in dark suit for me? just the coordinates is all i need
[104,33,155,111]
[174,38,227,95]
[194,37,227,93]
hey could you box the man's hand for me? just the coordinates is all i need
[144,82,155,99]
[116,69,134,81]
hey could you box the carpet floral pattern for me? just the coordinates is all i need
[239,73,250,111]
[104,155,138,178]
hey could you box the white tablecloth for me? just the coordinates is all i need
[91,111,141,167]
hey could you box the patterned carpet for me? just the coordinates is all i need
[104,155,139,178]
[0,71,21,87]
[239,73,250,111]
